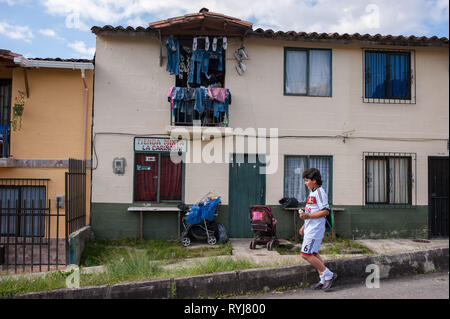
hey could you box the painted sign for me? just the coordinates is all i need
[137,165,152,171]
[135,138,187,152]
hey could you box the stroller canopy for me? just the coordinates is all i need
[185,196,221,225]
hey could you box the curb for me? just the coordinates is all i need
[13,247,449,299]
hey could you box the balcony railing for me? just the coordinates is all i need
[169,87,230,127]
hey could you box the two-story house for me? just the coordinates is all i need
[90,9,449,241]
[0,49,93,272]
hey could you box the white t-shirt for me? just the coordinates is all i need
[303,186,329,239]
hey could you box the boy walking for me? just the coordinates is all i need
[299,168,337,291]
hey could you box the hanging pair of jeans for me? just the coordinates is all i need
[166,35,180,76]
[188,50,209,85]
[171,87,184,117]
[194,88,212,115]
[207,47,223,72]
[182,88,196,121]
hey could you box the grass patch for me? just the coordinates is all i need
[79,237,233,266]
[276,236,375,256]
[0,271,70,298]
[1,238,236,297]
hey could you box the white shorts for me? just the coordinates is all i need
[301,236,323,256]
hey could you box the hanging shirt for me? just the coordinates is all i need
[207,87,228,103]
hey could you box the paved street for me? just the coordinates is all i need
[229,272,449,299]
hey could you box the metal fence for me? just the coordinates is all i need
[0,158,88,273]
[0,197,67,274]
[66,159,87,235]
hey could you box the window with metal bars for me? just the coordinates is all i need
[0,181,48,237]
[363,50,415,104]
[364,153,415,206]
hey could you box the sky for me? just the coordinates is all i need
[0,0,448,59]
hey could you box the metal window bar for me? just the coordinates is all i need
[0,185,67,273]
[363,152,416,208]
[362,48,416,104]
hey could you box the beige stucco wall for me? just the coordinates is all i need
[91,33,449,206]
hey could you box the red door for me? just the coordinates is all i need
[134,153,159,201]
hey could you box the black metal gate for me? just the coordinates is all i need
[65,159,87,236]
[428,157,449,238]
[0,179,66,274]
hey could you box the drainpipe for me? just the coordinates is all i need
[81,69,88,160]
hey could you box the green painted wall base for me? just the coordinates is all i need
[91,203,429,240]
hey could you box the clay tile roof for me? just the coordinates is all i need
[0,49,22,60]
[148,10,252,30]
[90,10,448,47]
[248,28,449,47]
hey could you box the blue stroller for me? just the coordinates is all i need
[179,195,222,247]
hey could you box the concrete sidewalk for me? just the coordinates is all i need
[7,237,450,299]
[206,238,449,266]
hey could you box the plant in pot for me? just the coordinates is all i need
[12,90,25,131]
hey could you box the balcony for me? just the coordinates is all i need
[169,87,230,127]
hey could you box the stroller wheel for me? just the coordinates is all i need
[181,237,191,247]
[249,240,256,250]
[267,241,273,251]
[207,236,217,246]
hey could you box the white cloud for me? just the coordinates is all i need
[0,20,34,42]
[39,28,65,40]
[67,40,95,58]
[38,0,449,37]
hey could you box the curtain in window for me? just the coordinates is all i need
[285,50,307,94]
[21,187,45,237]
[284,157,307,202]
[0,188,18,235]
[389,54,409,98]
[366,158,387,203]
[310,157,330,195]
[309,50,331,96]
[159,155,182,201]
[365,52,387,99]
[389,158,409,204]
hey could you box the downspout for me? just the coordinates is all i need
[81,69,88,160]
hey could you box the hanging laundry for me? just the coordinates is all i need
[208,87,228,103]
[166,36,180,76]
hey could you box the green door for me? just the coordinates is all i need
[229,154,266,237]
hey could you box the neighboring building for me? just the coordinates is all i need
[90,10,449,241]
[0,49,94,271]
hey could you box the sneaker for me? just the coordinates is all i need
[310,281,323,290]
[322,273,338,292]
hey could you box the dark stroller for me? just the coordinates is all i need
[179,195,222,247]
[249,205,279,250]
